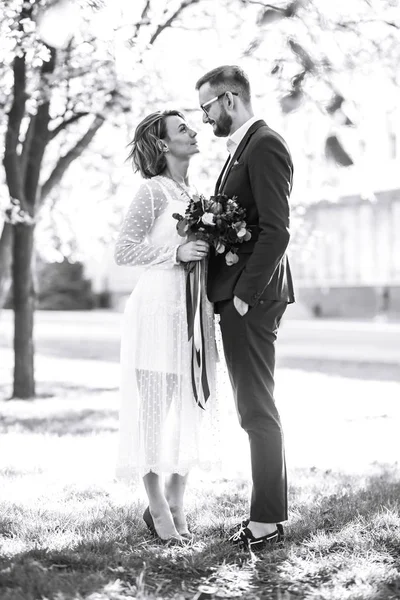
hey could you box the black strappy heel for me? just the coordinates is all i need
[143,506,157,537]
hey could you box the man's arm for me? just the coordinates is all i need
[233,133,293,306]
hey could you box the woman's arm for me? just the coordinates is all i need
[114,181,180,268]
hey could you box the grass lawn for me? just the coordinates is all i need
[0,345,400,599]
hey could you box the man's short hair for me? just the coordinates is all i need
[195,65,251,105]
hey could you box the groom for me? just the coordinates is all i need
[196,66,295,551]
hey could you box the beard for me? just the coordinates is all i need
[212,107,232,137]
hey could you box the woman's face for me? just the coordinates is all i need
[163,115,199,159]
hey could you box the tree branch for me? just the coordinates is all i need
[49,112,90,140]
[3,3,35,210]
[23,46,57,207]
[20,116,36,180]
[149,0,200,46]
[3,54,28,208]
[39,115,105,204]
[39,91,118,204]
[384,21,400,29]
[240,0,287,9]
[338,18,399,29]
[131,0,151,41]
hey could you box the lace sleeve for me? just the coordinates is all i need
[114,180,180,267]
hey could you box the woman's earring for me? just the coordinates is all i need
[157,140,168,153]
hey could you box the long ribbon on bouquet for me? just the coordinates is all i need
[185,260,210,409]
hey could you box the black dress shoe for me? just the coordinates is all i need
[239,520,285,541]
[229,522,284,551]
[143,507,157,537]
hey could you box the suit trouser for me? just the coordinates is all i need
[217,298,288,523]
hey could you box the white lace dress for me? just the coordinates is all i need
[114,175,217,480]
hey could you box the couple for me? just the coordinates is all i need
[114,65,295,550]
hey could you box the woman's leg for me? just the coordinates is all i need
[138,370,182,541]
[165,473,190,535]
[138,370,187,540]
[143,472,182,541]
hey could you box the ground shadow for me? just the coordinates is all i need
[0,338,121,363]
[277,356,400,383]
[36,340,120,363]
[0,470,399,599]
[0,408,118,436]
[0,520,291,600]
[0,382,118,402]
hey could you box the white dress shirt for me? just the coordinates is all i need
[220,116,259,185]
[226,115,259,159]
[223,117,259,311]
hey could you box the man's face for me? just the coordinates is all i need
[198,83,233,138]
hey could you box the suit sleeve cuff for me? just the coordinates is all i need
[173,245,181,265]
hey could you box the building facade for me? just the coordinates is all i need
[291,188,400,319]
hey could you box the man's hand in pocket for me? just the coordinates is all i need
[233,296,249,316]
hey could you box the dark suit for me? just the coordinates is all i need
[208,119,295,523]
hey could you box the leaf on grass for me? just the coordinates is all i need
[108,566,126,573]
[194,585,219,597]
[28,560,48,572]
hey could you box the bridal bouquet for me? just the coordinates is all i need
[172,193,251,266]
[172,192,251,409]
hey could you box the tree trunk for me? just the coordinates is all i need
[12,224,35,399]
[8,45,55,399]
[0,223,13,309]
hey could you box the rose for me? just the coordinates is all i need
[215,241,225,254]
[201,212,215,226]
[225,250,239,266]
[237,228,247,239]
[209,201,223,215]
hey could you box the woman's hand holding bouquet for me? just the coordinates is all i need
[173,193,251,267]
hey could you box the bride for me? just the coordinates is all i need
[114,110,217,542]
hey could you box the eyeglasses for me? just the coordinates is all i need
[200,91,238,116]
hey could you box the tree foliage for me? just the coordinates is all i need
[0,0,202,397]
[235,0,399,165]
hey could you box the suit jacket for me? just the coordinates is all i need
[207,119,295,307]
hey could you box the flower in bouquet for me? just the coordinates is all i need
[172,193,251,266]
[201,212,216,227]
[225,250,239,265]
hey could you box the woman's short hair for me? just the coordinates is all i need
[127,110,184,178]
[195,65,251,105]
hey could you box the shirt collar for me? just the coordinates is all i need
[226,116,258,155]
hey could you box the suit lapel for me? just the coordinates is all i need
[217,120,267,193]
[214,155,230,195]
